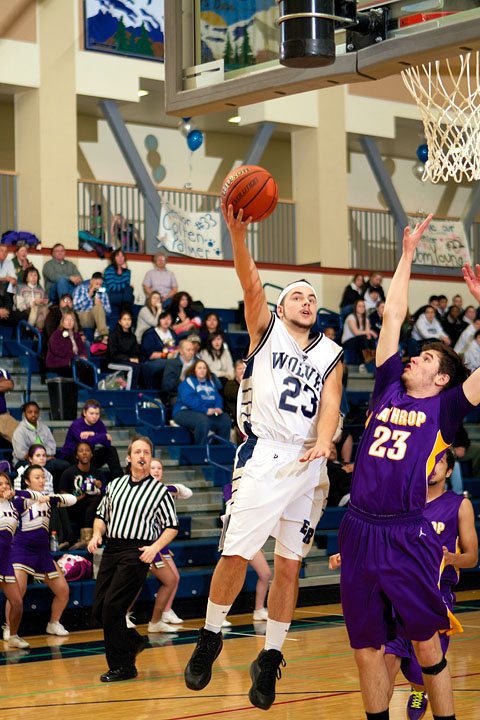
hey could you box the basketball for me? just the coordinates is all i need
[221,165,278,222]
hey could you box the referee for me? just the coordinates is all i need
[88,435,178,682]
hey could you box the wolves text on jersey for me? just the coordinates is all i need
[272,352,322,392]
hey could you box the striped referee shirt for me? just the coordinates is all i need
[96,474,178,541]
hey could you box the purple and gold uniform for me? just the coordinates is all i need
[0,490,44,583]
[11,493,76,580]
[385,490,465,684]
[339,354,473,649]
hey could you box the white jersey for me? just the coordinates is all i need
[238,313,343,445]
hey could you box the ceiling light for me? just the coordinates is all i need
[228,113,241,123]
[138,89,149,98]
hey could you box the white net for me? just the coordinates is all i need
[401,52,480,183]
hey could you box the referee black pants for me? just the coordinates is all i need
[92,539,150,670]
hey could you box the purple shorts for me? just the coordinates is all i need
[339,505,457,650]
[11,541,59,580]
[384,584,456,685]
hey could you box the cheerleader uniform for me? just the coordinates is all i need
[11,494,77,579]
[0,490,46,583]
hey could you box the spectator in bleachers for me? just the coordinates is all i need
[45,293,83,340]
[339,273,364,317]
[12,401,69,486]
[363,286,380,316]
[364,271,385,302]
[0,244,17,298]
[12,242,33,282]
[103,249,135,313]
[58,442,105,550]
[141,312,178,389]
[142,250,178,306]
[7,464,76,636]
[451,293,463,312]
[161,339,196,406]
[60,399,123,478]
[464,330,480,372]
[369,300,384,337]
[107,310,141,389]
[441,304,465,345]
[0,283,28,329]
[411,294,441,323]
[437,294,448,319]
[199,312,225,348]
[172,360,231,445]
[462,305,477,325]
[408,305,451,357]
[341,299,377,370]
[135,291,162,343]
[187,333,202,357]
[0,366,18,445]
[43,243,83,303]
[15,267,49,330]
[454,318,480,355]
[199,333,234,390]
[46,310,88,380]
[168,292,201,339]
[73,272,111,342]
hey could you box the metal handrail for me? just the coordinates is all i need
[262,282,283,309]
[206,434,237,474]
[72,357,99,391]
[134,394,166,429]
[16,321,41,402]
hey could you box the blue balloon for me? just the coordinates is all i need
[187,129,204,152]
[416,144,429,163]
[182,116,192,122]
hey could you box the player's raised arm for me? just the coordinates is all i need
[376,214,433,367]
[443,497,478,569]
[223,204,271,351]
[461,262,480,406]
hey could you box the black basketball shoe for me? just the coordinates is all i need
[184,627,223,690]
[248,648,286,710]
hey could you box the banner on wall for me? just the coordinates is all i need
[84,0,164,61]
[158,200,223,260]
[409,217,471,268]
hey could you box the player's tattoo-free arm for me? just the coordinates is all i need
[300,362,343,463]
[376,214,433,367]
[443,498,479,569]
[223,204,271,351]
[87,518,107,554]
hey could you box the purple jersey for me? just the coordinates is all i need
[350,354,474,515]
[425,489,464,589]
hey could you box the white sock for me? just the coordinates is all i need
[205,600,232,633]
[264,618,290,652]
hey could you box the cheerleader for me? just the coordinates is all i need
[126,458,191,632]
[0,471,48,648]
[5,465,77,637]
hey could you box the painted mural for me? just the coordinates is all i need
[200,1,278,70]
[84,0,164,61]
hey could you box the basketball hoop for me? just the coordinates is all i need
[401,52,480,183]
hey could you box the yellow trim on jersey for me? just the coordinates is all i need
[0,574,16,583]
[365,411,373,429]
[445,608,463,636]
[425,431,450,481]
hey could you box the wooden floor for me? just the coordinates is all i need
[1,590,480,719]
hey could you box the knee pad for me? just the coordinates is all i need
[274,539,302,561]
[420,655,447,675]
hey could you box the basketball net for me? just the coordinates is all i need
[401,52,480,183]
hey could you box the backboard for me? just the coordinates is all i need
[164,0,480,117]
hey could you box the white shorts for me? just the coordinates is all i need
[221,437,329,561]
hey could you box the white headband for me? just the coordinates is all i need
[277,280,317,306]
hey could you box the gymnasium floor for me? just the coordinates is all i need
[1,591,480,720]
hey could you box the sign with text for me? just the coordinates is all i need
[409,217,471,269]
[158,200,223,259]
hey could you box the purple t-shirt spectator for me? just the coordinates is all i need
[60,417,111,457]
